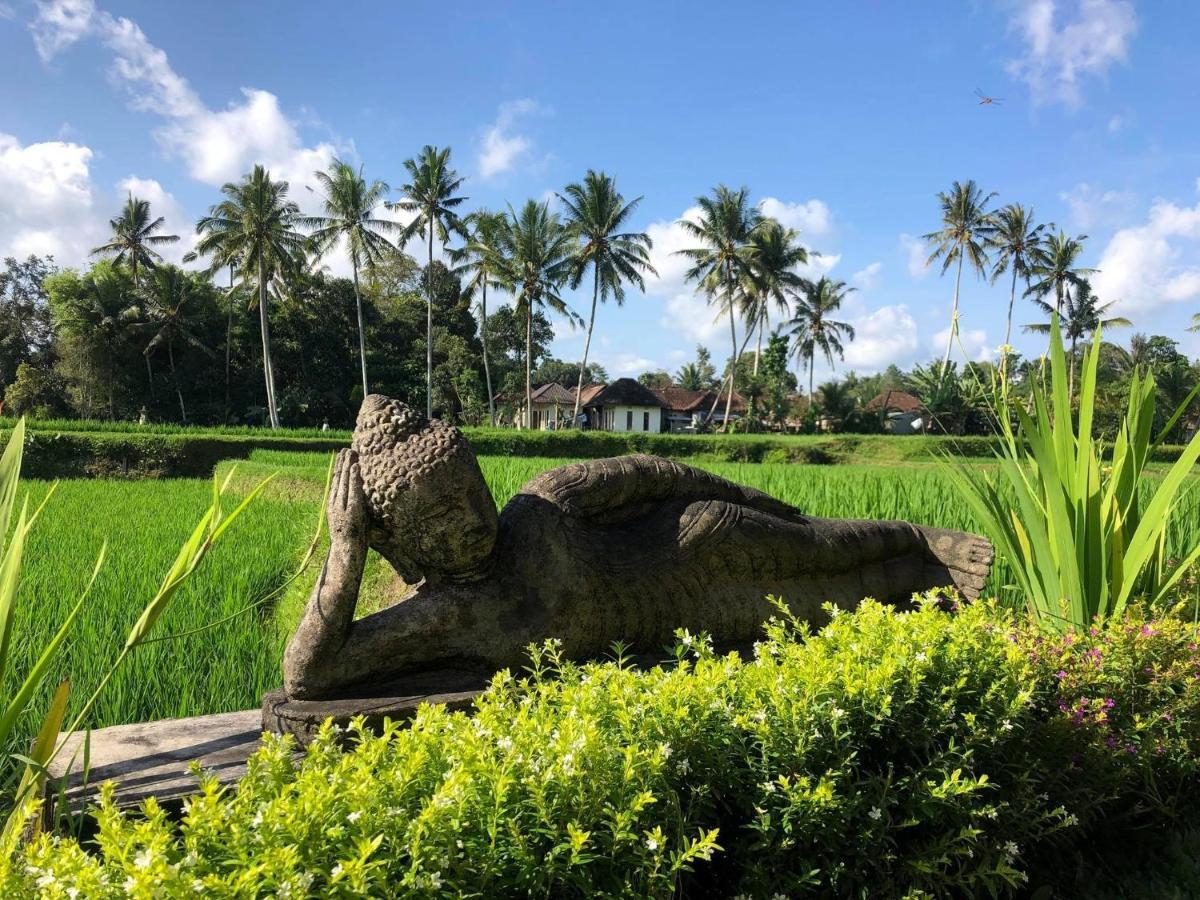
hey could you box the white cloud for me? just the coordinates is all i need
[30,0,94,60]
[1107,114,1124,132]
[758,197,833,237]
[0,132,103,263]
[852,261,882,291]
[30,0,342,192]
[0,3,16,20]
[899,233,930,278]
[841,305,919,373]
[477,99,548,179]
[1060,182,1136,229]
[1005,0,1138,107]
[1092,187,1200,313]
[595,352,661,378]
[931,325,994,363]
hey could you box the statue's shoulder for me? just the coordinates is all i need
[519,454,685,497]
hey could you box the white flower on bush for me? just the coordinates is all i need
[497,736,514,752]
[347,810,362,824]
[914,651,927,662]
[1004,841,1019,861]
[868,806,883,821]
[134,849,153,870]
[830,706,846,720]
[679,758,691,775]
[661,744,672,759]
[646,835,659,851]
[427,872,444,889]
[762,780,776,794]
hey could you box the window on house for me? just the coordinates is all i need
[643,411,650,431]
[626,410,633,430]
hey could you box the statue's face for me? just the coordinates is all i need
[381,463,498,581]
[353,395,498,583]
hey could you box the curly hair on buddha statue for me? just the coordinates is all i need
[351,395,475,526]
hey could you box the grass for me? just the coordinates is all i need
[2,479,317,770]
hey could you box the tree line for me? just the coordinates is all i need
[0,157,1196,433]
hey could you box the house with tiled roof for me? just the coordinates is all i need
[864,390,927,435]
[651,386,749,432]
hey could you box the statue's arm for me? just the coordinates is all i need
[520,454,803,523]
[283,450,368,698]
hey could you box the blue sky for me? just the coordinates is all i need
[2,0,1198,382]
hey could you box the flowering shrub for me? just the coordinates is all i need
[6,598,1200,898]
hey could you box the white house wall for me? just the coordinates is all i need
[606,405,663,433]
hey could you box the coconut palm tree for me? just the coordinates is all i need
[451,209,508,425]
[988,203,1049,369]
[745,218,808,375]
[1025,230,1096,320]
[495,200,579,429]
[1024,280,1130,395]
[388,146,468,418]
[184,245,245,422]
[53,264,141,418]
[923,180,997,379]
[194,165,306,429]
[304,159,400,398]
[558,171,657,425]
[676,185,763,430]
[91,194,179,288]
[786,276,856,398]
[142,265,213,423]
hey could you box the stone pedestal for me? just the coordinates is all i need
[43,709,267,822]
[262,669,490,745]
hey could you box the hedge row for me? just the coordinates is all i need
[4,426,1194,479]
[0,429,347,479]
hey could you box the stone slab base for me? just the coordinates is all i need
[262,670,490,745]
[43,709,267,822]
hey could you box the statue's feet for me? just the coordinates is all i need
[916,525,994,601]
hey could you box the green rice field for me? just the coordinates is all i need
[7,448,1200,770]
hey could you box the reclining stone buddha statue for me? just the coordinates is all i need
[282,395,994,702]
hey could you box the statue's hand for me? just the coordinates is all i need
[327,449,367,556]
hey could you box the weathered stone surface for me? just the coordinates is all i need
[263,669,489,744]
[44,710,266,820]
[275,395,995,712]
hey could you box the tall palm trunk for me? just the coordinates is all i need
[524,300,533,431]
[722,294,738,432]
[224,264,235,424]
[753,306,765,377]
[480,277,494,426]
[257,256,280,429]
[1002,264,1018,382]
[572,265,601,426]
[351,254,369,398]
[939,251,965,383]
[145,356,156,403]
[809,354,815,400]
[168,338,186,423]
[426,226,434,419]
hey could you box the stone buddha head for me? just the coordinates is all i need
[351,395,498,584]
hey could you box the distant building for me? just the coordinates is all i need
[582,378,664,433]
[652,386,749,432]
[865,390,927,435]
[504,378,664,432]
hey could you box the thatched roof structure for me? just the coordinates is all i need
[864,390,925,414]
[588,378,663,408]
[652,386,748,415]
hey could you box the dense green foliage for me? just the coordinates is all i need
[8,601,1200,897]
[951,318,1200,629]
